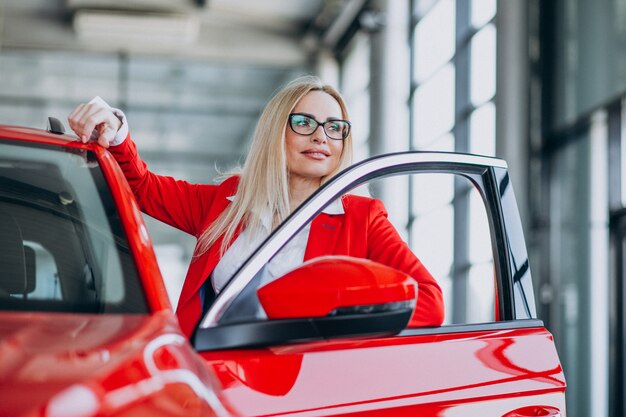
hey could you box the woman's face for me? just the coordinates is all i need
[285,90,345,184]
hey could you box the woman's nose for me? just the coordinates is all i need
[310,124,327,143]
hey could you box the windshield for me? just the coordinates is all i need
[0,140,147,314]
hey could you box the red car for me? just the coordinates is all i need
[0,119,566,416]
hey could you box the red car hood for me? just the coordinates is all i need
[0,311,227,417]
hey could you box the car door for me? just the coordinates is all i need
[193,152,566,417]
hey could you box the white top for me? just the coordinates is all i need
[211,197,345,294]
[209,198,344,320]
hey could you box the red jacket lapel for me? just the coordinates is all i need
[303,213,343,260]
[176,178,240,313]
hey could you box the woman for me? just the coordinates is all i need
[68,76,444,337]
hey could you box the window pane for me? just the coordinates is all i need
[414,64,455,148]
[469,102,496,156]
[414,0,439,18]
[0,50,120,102]
[414,0,455,82]
[412,204,454,279]
[348,90,371,162]
[413,173,454,214]
[430,132,455,152]
[469,189,493,263]
[342,32,371,161]
[341,33,370,97]
[471,0,497,28]
[470,24,496,106]
[440,274,453,324]
[468,262,496,322]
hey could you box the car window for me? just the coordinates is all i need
[0,140,147,314]
[218,171,496,327]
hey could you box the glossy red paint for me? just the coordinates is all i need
[503,405,562,416]
[0,125,89,148]
[0,127,239,416]
[258,256,417,319]
[200,326,565,417]
[95,146,171,312]
[0,126,567,416]
[0,311,231,417]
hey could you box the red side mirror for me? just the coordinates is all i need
[257,255,417,320]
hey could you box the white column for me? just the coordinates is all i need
[369,0,410,156]
[495,0,529,229]
[369,0,411,232]
[589,109,609,417]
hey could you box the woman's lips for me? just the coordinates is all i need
[302,151,329,160]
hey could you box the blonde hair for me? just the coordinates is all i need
[195,75,353,257]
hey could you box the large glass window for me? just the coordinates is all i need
[413,64,456,149]
[413,0,456,83]
[470,24,496,106]
[340,32,371,162]
[410,0,497,324]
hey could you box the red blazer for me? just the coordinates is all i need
[110,137,444,337]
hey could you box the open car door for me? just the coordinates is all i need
[193,152,566,417]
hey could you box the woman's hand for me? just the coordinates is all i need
[68,99,122,148]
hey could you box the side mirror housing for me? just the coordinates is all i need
[193,256,417,351]
[258,255,417,319]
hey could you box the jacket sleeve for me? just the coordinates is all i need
[366,199,445,327]
[107,134,220,237]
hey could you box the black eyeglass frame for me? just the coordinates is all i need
[288,113,352,141]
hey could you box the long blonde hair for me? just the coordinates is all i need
[195,75,353,257]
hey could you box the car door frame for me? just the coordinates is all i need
[195,151,539,337]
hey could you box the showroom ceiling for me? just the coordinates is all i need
[0,0,360,246]
[1,0,350,64]
[0,0,357,177]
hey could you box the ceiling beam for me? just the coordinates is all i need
[1,10,311,66]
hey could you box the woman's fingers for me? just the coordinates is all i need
[68,103,99,142]
[68,103,120,146]
[97,123,115,148]
[67,104,89,142]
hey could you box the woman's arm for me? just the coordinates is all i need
[68,98,219,237]
[107,137,221,236]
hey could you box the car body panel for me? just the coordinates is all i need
[0,124,566,416]
[0,128,223,415]
[200,326,564,416]
[96,145,172,312]
[0,311,230,417]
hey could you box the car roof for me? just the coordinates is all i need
[0,124,93,151]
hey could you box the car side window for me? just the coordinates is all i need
[368,173,496,325]
[219,171,497,327]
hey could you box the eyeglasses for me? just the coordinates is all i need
[288,113,351,141]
